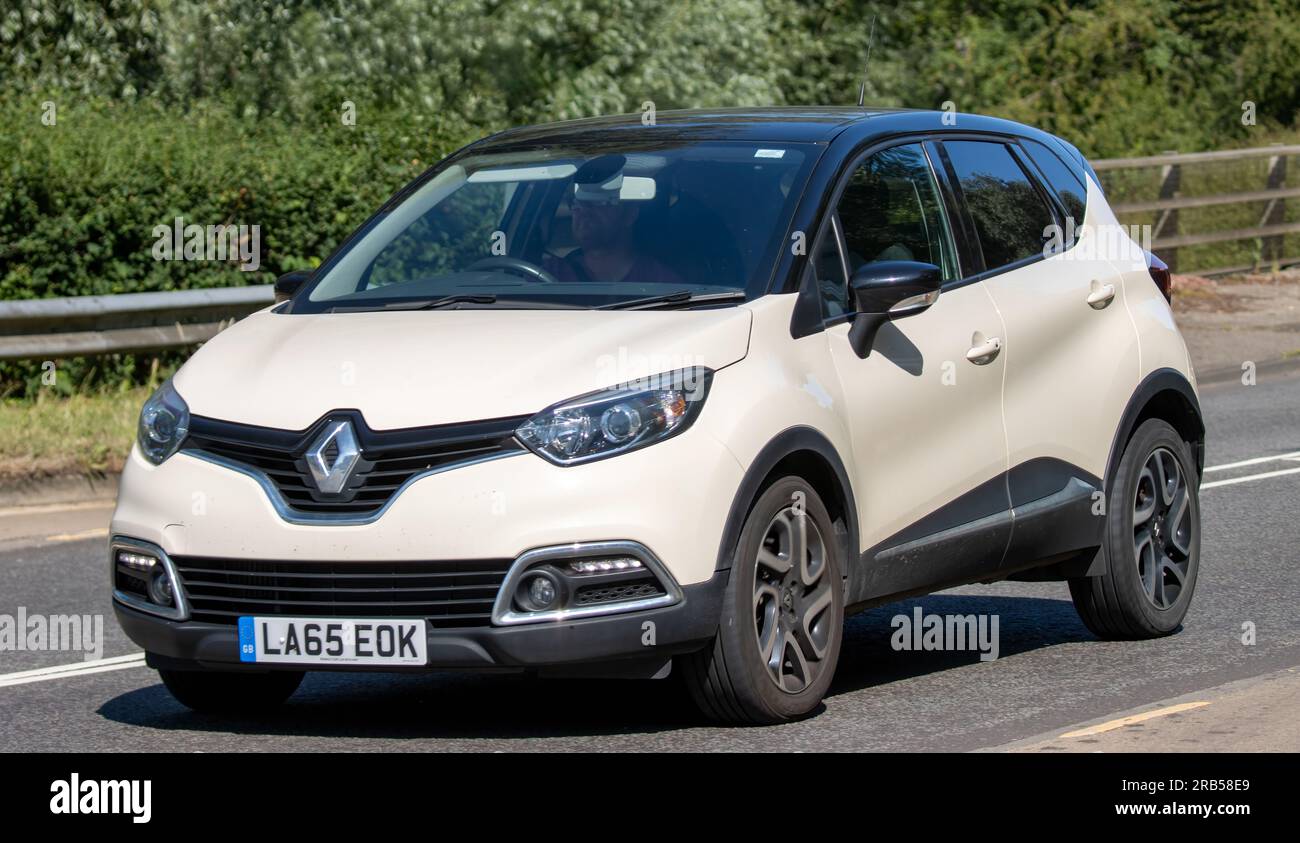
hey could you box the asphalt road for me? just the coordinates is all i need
[1,369,1297,752]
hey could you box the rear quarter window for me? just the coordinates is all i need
[1021,139,1088,227]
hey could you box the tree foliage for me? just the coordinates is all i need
[1,0,1297,394]
[4,0,1296,153]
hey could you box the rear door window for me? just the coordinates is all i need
[942,140,1058,272]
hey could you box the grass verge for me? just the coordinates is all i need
[0,388,148,483]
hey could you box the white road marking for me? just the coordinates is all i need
[0,652,145,689]
[1204,451,1300,473]
[1202,465,1300,490]
[1058,701,1212,739]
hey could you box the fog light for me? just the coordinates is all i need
[147,567,175,607]
[515,570,562,613]
[568,557,643,575]
[528,575,556,608]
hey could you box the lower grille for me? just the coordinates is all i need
[172,557,512,628]
[573,578,665,606]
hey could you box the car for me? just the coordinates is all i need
[112,107,1205,724]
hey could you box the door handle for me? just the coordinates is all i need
[1087,280,1116,309]
[966,333,1002,365]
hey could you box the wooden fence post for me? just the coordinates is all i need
[1155,152,1181,273]
[1261,144,1287,274]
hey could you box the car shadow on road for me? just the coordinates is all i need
[831,593,1096,697]
[96,593,1094,742]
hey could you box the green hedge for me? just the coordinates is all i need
[0,97,474,298]
[0,96,474,396]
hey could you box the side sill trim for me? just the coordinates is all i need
[182,448,525,526]
[875,475,1099,564]
[874,508,1011,565]
[1013,476,1097,520]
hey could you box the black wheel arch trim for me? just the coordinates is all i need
[1087,367,1204,580]
[1105,368,1206,493]
[714,426,859,581]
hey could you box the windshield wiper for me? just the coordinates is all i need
[325,294,497,313]
[598,290,747,311]
[392,294,499,310]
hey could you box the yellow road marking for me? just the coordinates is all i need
[0,500,114,518]
[1059,701,1212,739]
[44,527,110,543]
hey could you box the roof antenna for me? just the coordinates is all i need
[856,15,877,108]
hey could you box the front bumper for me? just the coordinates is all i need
[111,404,744,675]
[111,418,744,588]
[116,567,727,677]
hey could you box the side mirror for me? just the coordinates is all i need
[274,270,312,304]
[847,261,942,358]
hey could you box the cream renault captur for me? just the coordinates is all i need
[113,107,1205,724]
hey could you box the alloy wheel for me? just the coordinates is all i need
[753,505,834,693]
[1132,446,1194,610]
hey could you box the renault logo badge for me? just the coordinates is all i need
[304,420,361,494]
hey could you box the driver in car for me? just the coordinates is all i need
[544,155,683,285]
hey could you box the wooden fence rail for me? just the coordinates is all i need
[1093,143,1298,275]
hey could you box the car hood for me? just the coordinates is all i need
[173,306,753,430]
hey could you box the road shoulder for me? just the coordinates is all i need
[981,666,1300,752]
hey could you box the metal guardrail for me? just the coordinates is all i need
[1093,143,1298,275]
[1,142,1296,362]
[0,285,274,361]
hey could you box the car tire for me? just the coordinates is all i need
[681,476,845,724]
[159,667,305,713]
[1069,418,1201,639]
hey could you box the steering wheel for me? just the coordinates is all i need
[466,256,560,284]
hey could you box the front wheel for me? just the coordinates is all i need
[681,477,845,724]
[1070,418,1201,638]
[159,667,304,713]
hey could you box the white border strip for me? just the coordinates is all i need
[0,652,145,689]
[1202,466,1300,490]
[1204,451,1300,473]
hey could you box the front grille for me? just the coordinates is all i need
[183,411,528,516]
[173,557,513,627]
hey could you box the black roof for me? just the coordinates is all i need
[475,106,1052,149]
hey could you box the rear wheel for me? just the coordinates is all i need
[681,477,844,724]
[1070,418,1201,638]
[159,667,304,713]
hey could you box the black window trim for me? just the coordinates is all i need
[801,210,856,330]
[927,140,984,288]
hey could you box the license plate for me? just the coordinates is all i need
[238,616,427,666]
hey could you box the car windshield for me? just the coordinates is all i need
[292,140,816,312]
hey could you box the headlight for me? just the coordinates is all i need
[137,379,190,465]
[516,368,711,465]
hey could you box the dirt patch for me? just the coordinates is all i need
[1171,275,1251,313]
[1174,271,1300,376]
[0,454,126,485]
